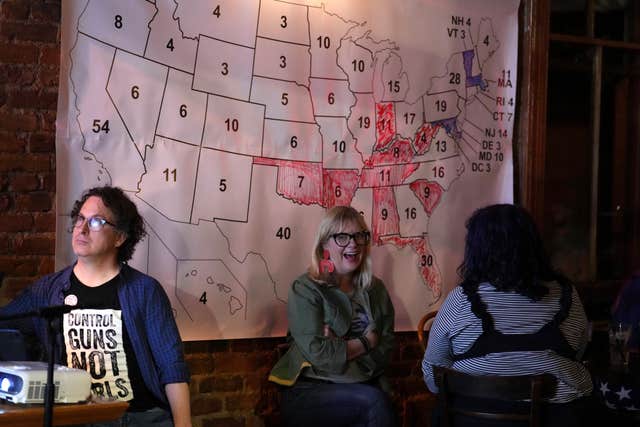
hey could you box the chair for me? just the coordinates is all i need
[399,311,439,427]
[433,366,556,427]
[417,310,438,349]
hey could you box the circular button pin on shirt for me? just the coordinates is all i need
[64,294,78,306]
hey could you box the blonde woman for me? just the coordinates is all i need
[269,206,396,427]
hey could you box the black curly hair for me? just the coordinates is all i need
[70,186,146,263]
[458,204,569,302]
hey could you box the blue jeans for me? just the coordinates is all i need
[281,380,396,427]
[80,406,173,427]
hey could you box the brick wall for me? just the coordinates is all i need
[0,0,58,304]
[0,1,434,425]
[184,335,434,427]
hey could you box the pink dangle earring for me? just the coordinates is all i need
[320,249,335,274]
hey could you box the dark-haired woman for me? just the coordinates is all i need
[269,206,396,427]
[422,204,592,426]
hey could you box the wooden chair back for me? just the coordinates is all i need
[433,366,556,427]
[417,310,438,350]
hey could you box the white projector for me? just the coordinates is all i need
[0,361,91,404]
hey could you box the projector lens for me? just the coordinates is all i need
[0,373,22,394]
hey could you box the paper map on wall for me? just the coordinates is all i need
[55,0,519,340]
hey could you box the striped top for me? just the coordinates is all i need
[422,282,593,403]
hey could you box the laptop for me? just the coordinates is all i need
[0,329,29,361]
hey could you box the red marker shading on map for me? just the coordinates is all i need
[320,249,334,274]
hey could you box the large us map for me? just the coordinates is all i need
[56,0,519,340]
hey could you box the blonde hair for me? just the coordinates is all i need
[308,206,373,289]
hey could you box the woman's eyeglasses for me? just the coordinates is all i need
[331,231,370,247]
[73,214,116,232]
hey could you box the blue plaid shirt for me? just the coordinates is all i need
[0,264,189,405]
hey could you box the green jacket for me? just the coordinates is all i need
[269,273,395,387]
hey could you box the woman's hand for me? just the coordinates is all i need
[365,329,379,350]
[323,324,336,338]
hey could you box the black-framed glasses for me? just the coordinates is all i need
[73,214,116,232]
[331,231,370,247]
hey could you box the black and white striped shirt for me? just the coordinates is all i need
[422,282,593,403]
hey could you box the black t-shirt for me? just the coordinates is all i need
[62,272,164,412]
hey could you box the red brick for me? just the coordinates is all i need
[34,212,55,232]
[0,64,36,85]
[191,396,223,416]
[0,22,58,43]
[184,341,222,353]
[213,353,270,374]
[0,43,38,63]
[202,417,245,427]
[40,45,59,66]
[0,236,10,253]
[15,192,53,211]
[195,376,213,393]
[387,360,414,377]
[244,373,271,393]
[225,393,259,411]
[0,193,12,211]
[210,375,244,393]
[230,339,258,353]
[393,375,430,395]
[1,1,30,20]
[0,111,38,131]
[9,89,58,110]
[0,153,50,172]
[1,277,34,299]
[41,173,55,191]
[9,174,39,191]
[31,2,61,23]
[185,354,215,375]
[184,340,214,355]
[401,342,425,360]
[38,256,55,275]
[0,256,39,276]
[37,66,59,87]
[0,132,27,153]
[188,380,198,396]
[251,337,286,352]
[41,111,56,131]
[0,213,33,231]
[12,235,55,255]
[29,132,55,152]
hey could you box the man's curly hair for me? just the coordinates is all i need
[70,186,146,263]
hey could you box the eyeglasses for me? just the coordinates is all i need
[73,214,116,232]
[331,231,370,247]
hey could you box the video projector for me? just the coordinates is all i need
[0,361,91,404]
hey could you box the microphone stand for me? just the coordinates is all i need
[0,305,74,427]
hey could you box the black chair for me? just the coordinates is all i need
[433,366,556,427]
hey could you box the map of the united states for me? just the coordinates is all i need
[56,0,518,339]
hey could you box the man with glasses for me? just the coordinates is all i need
[0,186,191,427]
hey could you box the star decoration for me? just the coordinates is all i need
[615,386,632,400]
[604,400,617,409]
[599,382,610,395]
